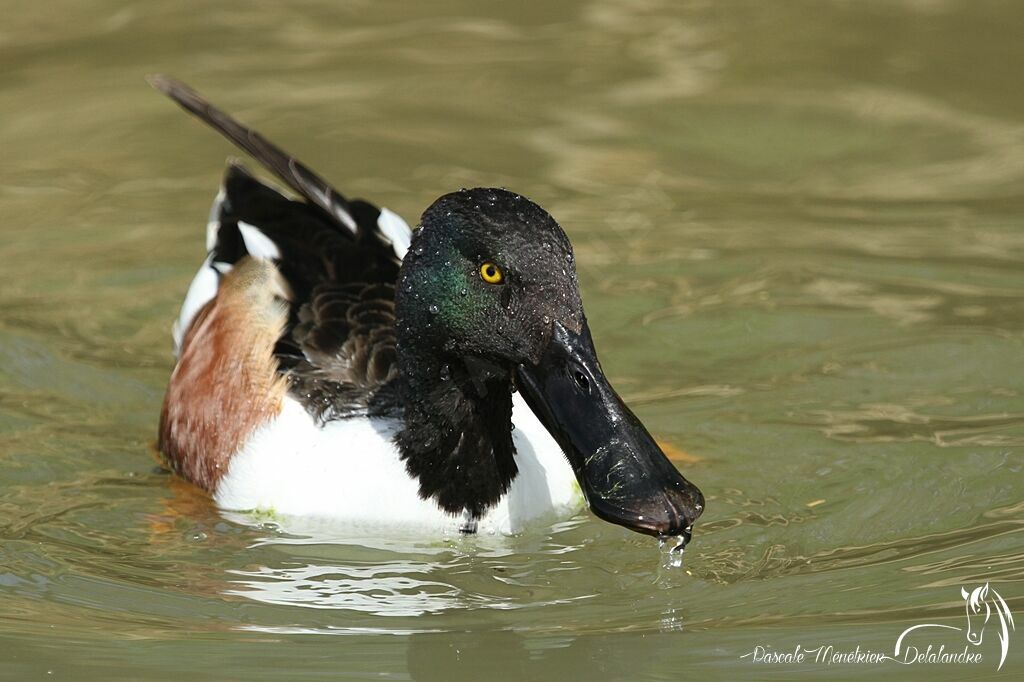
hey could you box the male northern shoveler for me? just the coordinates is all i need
[151,76,704,542]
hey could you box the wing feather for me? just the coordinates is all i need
[154,77,414,420]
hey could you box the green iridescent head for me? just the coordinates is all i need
[395,187,583,369]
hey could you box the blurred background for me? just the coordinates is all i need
[1,0,1023,679]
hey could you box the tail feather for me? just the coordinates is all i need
[147,74,359,235]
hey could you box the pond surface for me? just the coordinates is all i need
[2,0,1023,679]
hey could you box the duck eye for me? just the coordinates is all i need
[479,261,504,284]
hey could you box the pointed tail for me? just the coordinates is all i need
[147,74,359,236]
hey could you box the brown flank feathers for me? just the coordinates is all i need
[159,257,290,491]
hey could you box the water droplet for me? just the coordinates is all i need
[459,288,468,297]
[414,245,424,256]
[542,242,552,251]
[658,532,688,569]
[186,530,208,543]
[428,304,439,314]
[542,314,551,325]
[439,364,451,381]
[565,253,573,262]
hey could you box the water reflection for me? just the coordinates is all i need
[221,517,600,623]
[227,562,473,617]
[698,494,1024,587]
[805,403,1024,446]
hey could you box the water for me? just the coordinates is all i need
[2,0,1023,679]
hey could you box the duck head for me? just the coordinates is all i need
[394,188,704,540]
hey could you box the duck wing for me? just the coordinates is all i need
[154,76,411,421]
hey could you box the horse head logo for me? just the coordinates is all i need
[962,584,990,645]
[896,583,1014,670]
[961,583,1014,667]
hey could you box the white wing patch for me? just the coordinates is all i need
[377,207,412,260]
[238,221,281,260]
[205,187,226,252]
[174,187,237,355]
[173,253,231,355]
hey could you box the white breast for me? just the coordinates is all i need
[214,393,583,536]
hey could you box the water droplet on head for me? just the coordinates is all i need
[414,245,424,256]
[459,288,468,296]
[542,314,551,325]
[439,364,451,381]
[428,304,439,315]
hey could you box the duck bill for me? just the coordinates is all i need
[515,322,704,541]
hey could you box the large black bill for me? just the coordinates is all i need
[515,322,704,541]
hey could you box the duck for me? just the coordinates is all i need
[151,76,704,542]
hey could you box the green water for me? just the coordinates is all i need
[2,1,1023,679]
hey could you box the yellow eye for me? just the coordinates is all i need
[480,261,504,284]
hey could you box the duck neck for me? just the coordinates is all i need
[394,350,519,519]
